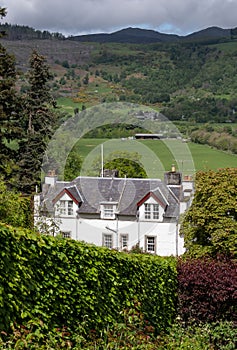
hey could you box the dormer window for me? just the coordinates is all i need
[144,203,159,220]
[100,202,118,219]
[59,200,73,216]
[103,204,114,218]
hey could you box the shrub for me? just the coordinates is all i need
[0,223,177,335]
[177,257,237,324]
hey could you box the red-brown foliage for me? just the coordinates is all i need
[177,256,237,324]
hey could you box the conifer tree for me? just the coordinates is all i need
[0,7,22,183]
[17,50,57,194]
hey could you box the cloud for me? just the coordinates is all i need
[2,0,237,36]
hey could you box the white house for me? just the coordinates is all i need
[34,169,194,256]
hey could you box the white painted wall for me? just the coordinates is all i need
[54,215,185,256]
[35,187,188,256]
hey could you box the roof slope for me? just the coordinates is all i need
[42,176,180,218]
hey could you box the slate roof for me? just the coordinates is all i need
[41,176,181,219]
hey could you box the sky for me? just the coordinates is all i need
[1,0,237,37]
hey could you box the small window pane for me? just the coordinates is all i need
[68,201,73,215]
[59,201,66,215]
[144,203,151,219]
[153,204,159,219]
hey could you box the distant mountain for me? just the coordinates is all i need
[69,26,235,44]
[69,27,180,43]
[1,23,236,44]
[185,26,231,40]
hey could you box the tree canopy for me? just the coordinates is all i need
[0,8,22,183]
[0,178,31,228]
[180,168,237,258]
[92,150,147,178]
[16,50,57,194]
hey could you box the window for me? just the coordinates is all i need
[100,203,117,219]
[103,234,113,248]
[68,201,73,215]
[120,234,129,249]
[59,200,66,215]
[145,236,156,253]
[59,200,74,216]
[144,203,151,219]
[62,231,71,238]
[153,204,159,219]
[103,205,114,218]
[144,203,159,220]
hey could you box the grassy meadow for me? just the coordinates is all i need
[71,138,237,178]
[56,98,237,177]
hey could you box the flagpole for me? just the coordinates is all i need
[101,143,104,177]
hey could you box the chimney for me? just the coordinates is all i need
[44,170,58,187]
[164,165,182,185]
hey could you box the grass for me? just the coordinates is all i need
[210,41,237,52]
[57,97,82,114]
[72,138,237,178]
[188,142,237,171]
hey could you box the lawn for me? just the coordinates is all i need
[72,138,237,178]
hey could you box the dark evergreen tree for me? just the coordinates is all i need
[0,7,23,183]
[17,50,57,194]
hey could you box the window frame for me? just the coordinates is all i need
[103,233,113,249]
[144,203,160,220]
[145,235,157,254]
[120,233,129,249]
[100,203,117,219]
[58,200,74,216]
[61,231,71,239]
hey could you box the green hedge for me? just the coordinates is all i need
[0,223,177,334]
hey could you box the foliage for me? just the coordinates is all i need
[64,150,82,181]
[0,8,23,183]
[16,50,57,194]
[157,321,237,350]
[0,318,236,349]
[83,123,146,139]
[92,150,147,178]
[104,157,147,178]
[0,22,65,40]
[177,257,237,324]
[190,126,237,154]
[180,168,237,258]
[0,179,31,228]
[0,223,177,334]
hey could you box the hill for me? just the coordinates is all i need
[1,23,237,124]
[70,27,180,43]
[69,26,234,44]
[1,23,236,44]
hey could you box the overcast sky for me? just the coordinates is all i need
[1,0,237,37]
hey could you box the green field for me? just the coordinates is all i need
[72,138,237,178]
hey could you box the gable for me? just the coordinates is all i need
[137,191,167,209]
[52,187,82,206]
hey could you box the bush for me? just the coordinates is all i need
[177,257,237,324]
[0,223,177,335]
[157,321,237,350]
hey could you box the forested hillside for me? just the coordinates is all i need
[2,23,237,124]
